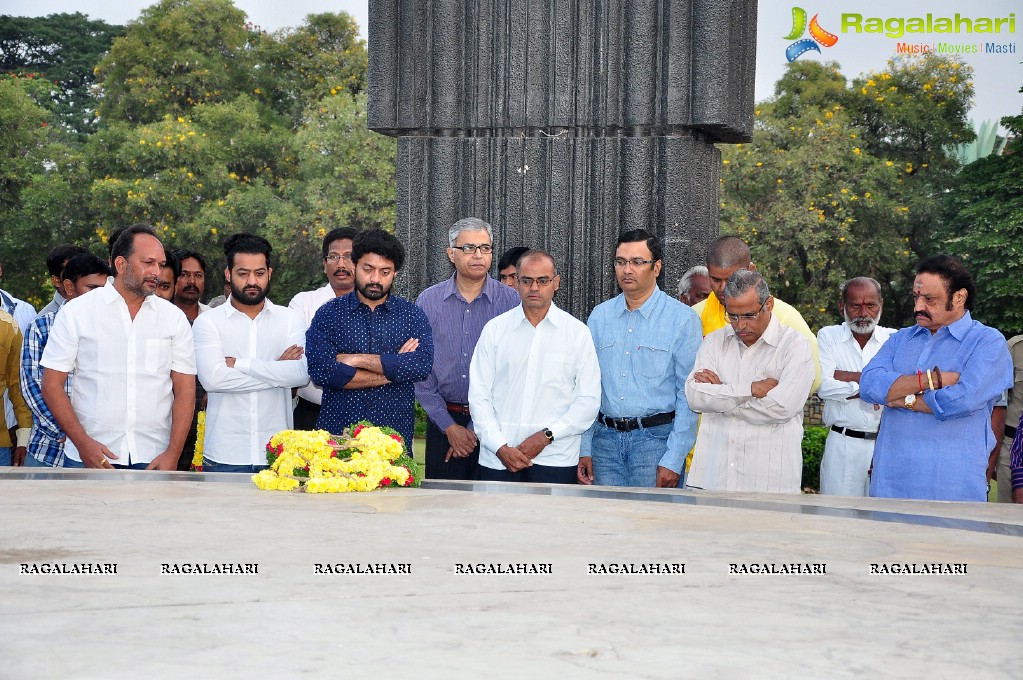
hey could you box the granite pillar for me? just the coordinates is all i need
[369,0,757,317]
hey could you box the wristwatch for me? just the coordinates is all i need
[543,428,554,443]
[904,394,917,408]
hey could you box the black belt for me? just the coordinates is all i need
[598,411,675,432]
[1005,424,1018,440]
[830,425,877,440]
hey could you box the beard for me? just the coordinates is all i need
[230,280,269,306]
[123,263,156,298]
[356,278,390,301]
[844,310,877,335]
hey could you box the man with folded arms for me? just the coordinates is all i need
[861,255,1012,501]
[194,234,308,473]
[686,270,814,494]
[816,277,895,496]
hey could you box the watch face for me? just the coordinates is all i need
[905,394,916,407]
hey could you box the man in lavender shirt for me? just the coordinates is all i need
[415,218,520,479]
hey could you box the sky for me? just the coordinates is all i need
[5,0,1021,129]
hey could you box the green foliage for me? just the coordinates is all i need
[939,108,1023,336]
[0,13,124,136]
[721,55,975,330]
[801,426,828,493]
[0,0,390,308]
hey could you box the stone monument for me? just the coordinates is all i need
[368,0,757,318]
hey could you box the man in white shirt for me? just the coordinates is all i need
[469,250,601,484]
[194,234,308,472]
[685,269,814,494]
[41,224,196,470]
[289,227,359,429]
[817,277,895,496]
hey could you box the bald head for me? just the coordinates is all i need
[706,236,751,269]
[516,249,558,275]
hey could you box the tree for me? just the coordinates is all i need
[0,13,124,136]
[0,77,94,304]
[720,55,976,329]
[93,0,252,125]
[940,104,1023,336]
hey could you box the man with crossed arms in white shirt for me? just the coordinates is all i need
[41,224,196,470]
[685,269,814,493]
[194,233,308,473]
[816,277,895,496]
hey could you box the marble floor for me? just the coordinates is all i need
[1,469,1021,679]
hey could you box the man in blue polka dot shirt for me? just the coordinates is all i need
[306,229,434,444]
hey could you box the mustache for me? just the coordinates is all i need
[915,311,932,320]
[183,285,200,292]
[333,268,351,276]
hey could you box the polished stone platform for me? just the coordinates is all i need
[2,469,1021,679]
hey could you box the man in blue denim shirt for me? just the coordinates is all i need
[578,229,702,488]
[861,255,1013,502]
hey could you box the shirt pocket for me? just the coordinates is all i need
[541,353,575,392]
[145,337,171,374]
[636,342,671,380]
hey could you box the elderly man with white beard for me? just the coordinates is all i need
[815,277,895,495]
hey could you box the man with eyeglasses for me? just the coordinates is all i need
[577,229,701,488]
[691,236,820,392]
[289,227,359,429]
[685,269,814,493]
[469,250,600,484]
[816,277,895,496]
[414,218,519,480]
[860,255,1012,502]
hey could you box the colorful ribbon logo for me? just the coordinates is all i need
[784,7,838,62]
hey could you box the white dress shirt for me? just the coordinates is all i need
[816,322,895,496]
[40,281,196,465]
[193,298,308,465]
[816,322,895,431]
[469,303,601,469]
[685,316,814,493]
[289,284,337,404]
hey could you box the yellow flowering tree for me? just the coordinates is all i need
[720,56,975,330]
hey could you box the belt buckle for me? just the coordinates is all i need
[612,416,629,430]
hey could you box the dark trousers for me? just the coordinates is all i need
[426,412,480,480]
[478,463,578,484]
[293,397,321,431]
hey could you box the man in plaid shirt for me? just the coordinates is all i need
[20,254,110,467]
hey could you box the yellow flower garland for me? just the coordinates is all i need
[191,411,206,470]
[252,425,418,493]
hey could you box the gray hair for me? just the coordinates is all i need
[839,276,882,302]
[721,269,771,305]
[448,217,494,247]
[677,265,708,296]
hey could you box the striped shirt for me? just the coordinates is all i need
[685,316,815,493]
[20,310,72,465]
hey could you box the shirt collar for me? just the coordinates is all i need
[443,273,502,303]
[342,290,393,312]
[512,301,563,327]
[222,298,275,319]
[610,287,663,318]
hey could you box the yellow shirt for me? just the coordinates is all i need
[1,310,31,449]
[692,292,821,394]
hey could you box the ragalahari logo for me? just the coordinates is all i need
[784,7,839,61]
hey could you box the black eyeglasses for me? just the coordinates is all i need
[452,244,493,254]
[726,302,766,323]
[518,276,554,287]
[613,257,656,268]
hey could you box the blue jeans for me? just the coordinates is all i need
[0,447,10,466]
[24,455,55,468]
[203,459,267,474]
[590,422,683,488]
